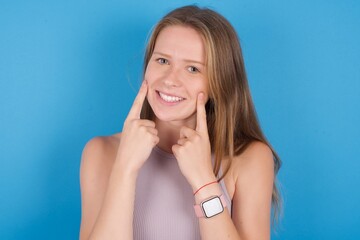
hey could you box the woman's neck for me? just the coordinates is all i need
[155,117,196,154]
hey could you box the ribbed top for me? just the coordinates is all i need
[133,146,232,240]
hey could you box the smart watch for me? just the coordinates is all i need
[193,195,227,218]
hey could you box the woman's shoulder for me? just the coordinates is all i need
[222,141,274,199]
[80,132,122,182]
[237,141,273,161]
[79,132,121,239]
[81,132,121,160]
[232,141,274,182]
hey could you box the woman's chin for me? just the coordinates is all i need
[148,100,196,123]
[152,110,196,126]
[153,112,181,122]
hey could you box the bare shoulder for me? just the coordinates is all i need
[222,141,274,200]
[233,141,274,182]
[80,132,122,195]
[230,141,275,238]
[79,132,121,240]
[80,133,121,178]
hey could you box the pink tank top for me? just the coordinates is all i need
[133,145,232,240]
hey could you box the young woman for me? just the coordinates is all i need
[79,5,281,240]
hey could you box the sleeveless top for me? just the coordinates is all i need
[133,145,233,240]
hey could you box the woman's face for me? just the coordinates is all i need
[145,25,209,124]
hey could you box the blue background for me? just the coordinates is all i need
[1,0,359,239]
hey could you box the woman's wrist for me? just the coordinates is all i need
[191,172,218,193]
[193,180,218,195]
[193,182,222,204]
[112,158,139,180]
[191,176,215,190]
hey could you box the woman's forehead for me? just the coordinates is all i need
[153,25,206,63]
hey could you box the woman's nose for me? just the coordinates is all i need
[163,66,182,87]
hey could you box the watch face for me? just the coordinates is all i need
[202,196,224,218]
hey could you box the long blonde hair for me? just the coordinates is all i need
[140,5,282,222]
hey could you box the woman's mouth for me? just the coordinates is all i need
[156,91,186,103]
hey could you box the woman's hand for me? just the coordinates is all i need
[116,81,159,174]
[172,92,216,190]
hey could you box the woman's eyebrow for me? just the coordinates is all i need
[153,51,171,58]
[153,51,205,66]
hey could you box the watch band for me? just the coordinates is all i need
[193,195,227,218]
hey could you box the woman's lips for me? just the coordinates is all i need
[156,90,186,104]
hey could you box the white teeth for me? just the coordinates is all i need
[158,91,184,102]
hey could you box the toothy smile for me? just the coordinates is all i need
[157,91,185,103]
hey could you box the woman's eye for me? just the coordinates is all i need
[188,66,199,73]
[156,58,168,65]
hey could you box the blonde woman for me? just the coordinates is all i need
[80,5,281,240]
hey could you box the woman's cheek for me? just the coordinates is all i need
[193,80,209,97]
[145,65,161,83]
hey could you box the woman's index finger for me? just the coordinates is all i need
[196,92,208,133]
[127,81,148,119]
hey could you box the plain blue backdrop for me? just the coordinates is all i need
[1,0,359,239]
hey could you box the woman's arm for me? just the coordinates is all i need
[173,93,275,239]
[79,81,158,240]
[79,137,138,240]
[87,153,138,239]
[195,142,275,240]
